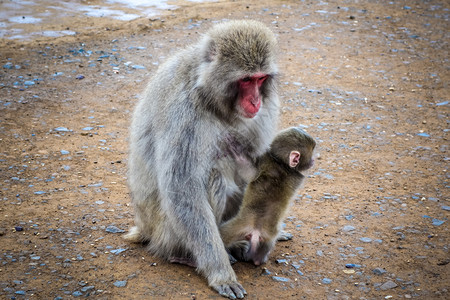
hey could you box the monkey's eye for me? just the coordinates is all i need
[258,75,268,83]
[241,77,251,82]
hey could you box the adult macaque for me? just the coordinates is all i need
[125,20,279,299]
[221,127,316,266]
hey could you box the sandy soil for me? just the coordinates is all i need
[0,0,449,299]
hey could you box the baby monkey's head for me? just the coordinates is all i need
[269,127,316,172]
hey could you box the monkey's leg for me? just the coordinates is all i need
[123,226,142,243]
[160,170,246,299]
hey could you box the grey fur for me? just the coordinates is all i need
[125,20,279,298]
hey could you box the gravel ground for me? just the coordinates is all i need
[0,0,448,299]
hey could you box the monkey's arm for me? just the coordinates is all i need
[155,115,246,299]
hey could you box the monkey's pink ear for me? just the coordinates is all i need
[289,151,301,168]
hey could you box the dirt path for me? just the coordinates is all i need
[0,0,448,299]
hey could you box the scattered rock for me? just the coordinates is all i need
[379,280,397,290]
[272,276,290,282]
[110,248,127,255]
[261,268,271,275]
[72,291,83,297]
[106,225,125,233]
[54,127,71,132]
[373,268,387,275]
[360,237,372,243]
[113,280,127,287]
[342,225,356,232]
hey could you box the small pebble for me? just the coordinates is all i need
[360,237,372,243]
[54,127,71,132]
[113,280,127,287]
[105,225,125,233]
[416,132,430,137]
[275,258,288,264]
[272,276,290,282]
[373,267,387,275]
[432,219,445,226]
[322,278,332,284]
[261,268,271,275]
[15,226,24,231]
[72,291,83,297]
[110,248,127,255]
[3,62,13,69]
[380,280,397,290]
[342,225,355,232]
[81,286,95,292]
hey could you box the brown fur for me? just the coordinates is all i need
[221,127,316,265]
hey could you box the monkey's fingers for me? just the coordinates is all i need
[228,253,238,265]
[214,282,247,299]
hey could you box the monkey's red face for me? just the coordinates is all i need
[238,73,268,118]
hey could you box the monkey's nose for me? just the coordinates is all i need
[250,97,260,106]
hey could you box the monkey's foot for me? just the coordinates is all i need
[212,281,247,299]
[123,226,142,243]
[277,231,293,241]
[169,257,197,268]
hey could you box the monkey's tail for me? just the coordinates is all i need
[123,226,142,243]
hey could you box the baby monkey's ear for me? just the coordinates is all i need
[289,151,300,168]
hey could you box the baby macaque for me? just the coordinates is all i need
[221,127,316,266]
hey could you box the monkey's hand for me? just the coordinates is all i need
[228,252,238,265]
[208,264,246,299]
[212,280,247,299]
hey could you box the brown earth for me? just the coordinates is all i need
[0,0,449,299]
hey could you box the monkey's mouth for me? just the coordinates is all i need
[243,111,258,118]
